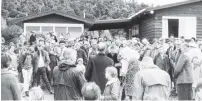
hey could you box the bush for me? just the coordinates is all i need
[1,25,23,44]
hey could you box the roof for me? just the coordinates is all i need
[130,0,202,19]
[90,0,202,31]
[89,18,131,31]
[150,0,202,11]
[9,10,94,26]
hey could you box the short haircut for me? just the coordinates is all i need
[1,53,11,68]
[97,42,106,52]
[105,66,118,78]
[81,82,101,100]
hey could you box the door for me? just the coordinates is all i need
[179,17,197,39]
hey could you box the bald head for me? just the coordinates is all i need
[97,42,106,52]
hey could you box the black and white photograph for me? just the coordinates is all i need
[1,0,202,100]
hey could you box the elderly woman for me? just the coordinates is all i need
[1,53,21,100]
[53,48,87,100]
[101,66,120,100]
[124,58,140,100]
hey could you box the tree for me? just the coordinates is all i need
[1,25,23,44]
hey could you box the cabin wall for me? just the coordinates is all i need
[154,1,202,39]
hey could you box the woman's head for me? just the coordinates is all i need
[1,53,11,69]
[105,66,118,80]
[63,48,77,65]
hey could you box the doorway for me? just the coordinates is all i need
[168,19,179,38]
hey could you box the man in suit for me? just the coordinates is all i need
[174,43,193,100]
[74,43,88,66]
[33,39,53,94]
[85,42,114,93]
[154,46,171,74]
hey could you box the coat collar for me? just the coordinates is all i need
[106,78,119,86]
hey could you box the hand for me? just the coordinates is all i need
[47,66,51,71]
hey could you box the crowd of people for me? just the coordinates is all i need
[1,31,202,101]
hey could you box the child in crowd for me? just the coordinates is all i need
[29,86,44,101]
[101,66,120,100]
[76,58,86,74]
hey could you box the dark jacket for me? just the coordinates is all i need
[29,34,36,44]
[1,70,21,100]
[77,48,88,66]
[174,53,193,84]
[53,62,86,100]
[33,50,50,72]
[107,53,119,64]
[154,54,171,73]
[85,53,114,93]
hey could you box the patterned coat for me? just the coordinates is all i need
[124,59,140,96]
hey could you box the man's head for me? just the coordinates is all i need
[142,38,149,45]
[180,43,190,53]
[158,46,166,55]
[175,39,182,49]
[81,82,101,100]
[37,39,45,51]
[91,40,97,49]
[59,40,66,48]
[1,53,11,69]
[97,42,106,53]
[74,43,81,50]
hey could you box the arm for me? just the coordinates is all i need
[85,58,93,81]
[76,71,87,91]
[174,54,187,79]
[45,51,50,67]
[82,50,88,66]
[10,76,21,100]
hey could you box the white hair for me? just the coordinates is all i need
[63,48,77,65]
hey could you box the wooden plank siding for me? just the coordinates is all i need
[139,16,155,40]
[153,1,202,39]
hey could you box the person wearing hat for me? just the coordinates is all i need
[133,57,171,100]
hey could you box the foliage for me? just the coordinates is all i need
[2,0,148,20]
[1,25,23,44]
[1,0,149,38]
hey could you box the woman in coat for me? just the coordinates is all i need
[124,58,140,100]
[53,48,86,100]
[1,53,21,100]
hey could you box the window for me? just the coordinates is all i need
[26,26,40,38]
[68,27,82,39]
[132,25,139,36]
[41,26,53,34]
[55,27,67,34]
[26,26,40,33]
